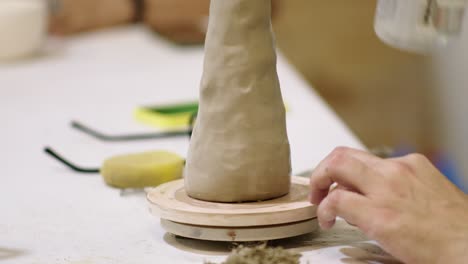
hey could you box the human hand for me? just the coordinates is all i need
[309,147,468,264]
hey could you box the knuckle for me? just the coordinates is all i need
[389,153,429,178]
[390,160,413,175]
[381,162,409,194]
[331,146,350,156]
[404,153,429,166]
[328,147,350,168]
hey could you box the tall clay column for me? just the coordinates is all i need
[184,0,291,202]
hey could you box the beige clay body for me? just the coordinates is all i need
[184,0,291,202]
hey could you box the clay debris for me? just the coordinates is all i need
[206,244,301,264]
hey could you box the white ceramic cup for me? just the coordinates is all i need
[0,0,48,60]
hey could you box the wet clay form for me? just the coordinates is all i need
[184,0,291,203]
[147,0,316,241]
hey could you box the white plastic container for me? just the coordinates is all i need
[0,0,48,60]
[375,0,467,53]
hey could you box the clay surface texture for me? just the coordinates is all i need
[185,0,291,202]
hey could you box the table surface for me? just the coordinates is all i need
[0,25,391,264]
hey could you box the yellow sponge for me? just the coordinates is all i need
[101,151,184,188]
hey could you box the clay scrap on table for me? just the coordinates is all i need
[184,0,291,202]
[205,244,301,264]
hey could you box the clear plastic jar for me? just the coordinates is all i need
[375,0,466,53]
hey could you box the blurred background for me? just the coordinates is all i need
[273,0,468,190]
[1,0,467,190]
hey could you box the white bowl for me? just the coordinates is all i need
[0,0,48,60]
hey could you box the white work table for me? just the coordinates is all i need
[0,26,393,264]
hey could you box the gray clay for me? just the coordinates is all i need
[184,0,291,202]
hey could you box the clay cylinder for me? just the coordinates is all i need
[184,0,291,202]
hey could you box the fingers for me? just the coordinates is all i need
[309,147,381,229]
[309,147,381,205]
[389,153,430,173]
[338,147,383,164]
[317,188,371,230]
